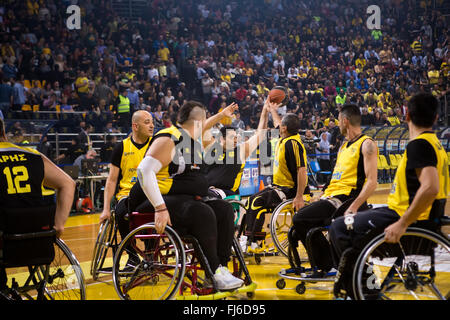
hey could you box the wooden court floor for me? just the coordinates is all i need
[5,184,450,300]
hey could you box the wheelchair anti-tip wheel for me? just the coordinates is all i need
[112,223,186,300]
[276,279,286,290]
[352,228,450,300]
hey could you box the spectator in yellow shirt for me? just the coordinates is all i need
[256,80,269,96]
[157,44,170,62]
[440,62,449,77]
[355,53,366,69]
[352,35,364,50]
[378,99,392,114]
[377,90,392,105]
[27,0,39,16]
[75,71,89,94]
[386,109,401,126]
[427,65,440,85]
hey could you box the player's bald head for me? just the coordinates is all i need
[132,110,152,124]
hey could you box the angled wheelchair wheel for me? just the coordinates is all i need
[270,199,309,260]
[352,228,450,300]
[91,212,117,280]
[112,223,186,300]
[269,199,294,257]
[38,238,86,300]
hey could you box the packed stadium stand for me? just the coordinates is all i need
[0,0,449,173]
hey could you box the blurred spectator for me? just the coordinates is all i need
[74,149,98,171]
[0,0,446,138]
[37,134,54,159]
[55,137,87,164]
[100,135,117,163]
[12,78,26,111]
[78,122,94,149]
[115,87,131,131]
[232,112,245,130]
[303,130,319,157]
[316,131,331,181]
[0,78,13,119]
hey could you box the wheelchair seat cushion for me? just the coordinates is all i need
[0,205,56,267]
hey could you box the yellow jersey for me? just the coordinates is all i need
[273,134,308,191]
[324,135,375,198]
[115,136,151,200]
[388,132,449,220]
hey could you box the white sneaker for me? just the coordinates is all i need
[250,242,259,250]
[213,266,244,290]
[239,235,248,253]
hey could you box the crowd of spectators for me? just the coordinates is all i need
[0,0,449,155]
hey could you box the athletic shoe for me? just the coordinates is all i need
[213,266,244,290]
[248,242,264,254]
[239,235,248,253]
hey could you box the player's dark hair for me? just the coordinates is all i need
[340,104,361,126]
[407,92,439,128]
[219,125,236,138]
[177,100,206,124]
[281,113,301,136]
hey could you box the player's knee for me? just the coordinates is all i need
[189,201,217,225]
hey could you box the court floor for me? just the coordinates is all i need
[5,184,450,300]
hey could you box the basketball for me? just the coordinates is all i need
[269,86,288,105]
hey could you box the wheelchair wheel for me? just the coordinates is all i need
[112,223,186,300]
[352,228,450,300]
[91,212,117,280]
[269,199,309,260]
[38,238,86,300]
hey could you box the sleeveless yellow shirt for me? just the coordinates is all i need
[387,132,449,220]
[116,136,151,200]
[323,135,374,198]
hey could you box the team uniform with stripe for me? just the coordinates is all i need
[273,133,309,193]
[0,142,47,208]
[110,136,151,201]
[205,146,245,196]
[388,131,449,220]
[244,133,310,241]
[323,134,375,201]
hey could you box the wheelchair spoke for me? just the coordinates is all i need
[113,224,185,300]
[354,229,450,300]
[427,282,446,300]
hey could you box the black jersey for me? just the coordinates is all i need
[0,142,46,208]
[205,146,245,195]
[128,125,209,211]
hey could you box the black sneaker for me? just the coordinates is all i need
[304,270,328,283]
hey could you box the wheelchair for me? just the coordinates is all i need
[111,210,257,300]
[346,215,450,300]
[90,210,120,281]
[235,195,311,265]
[276,198,360,295]
[1,206,86,300]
